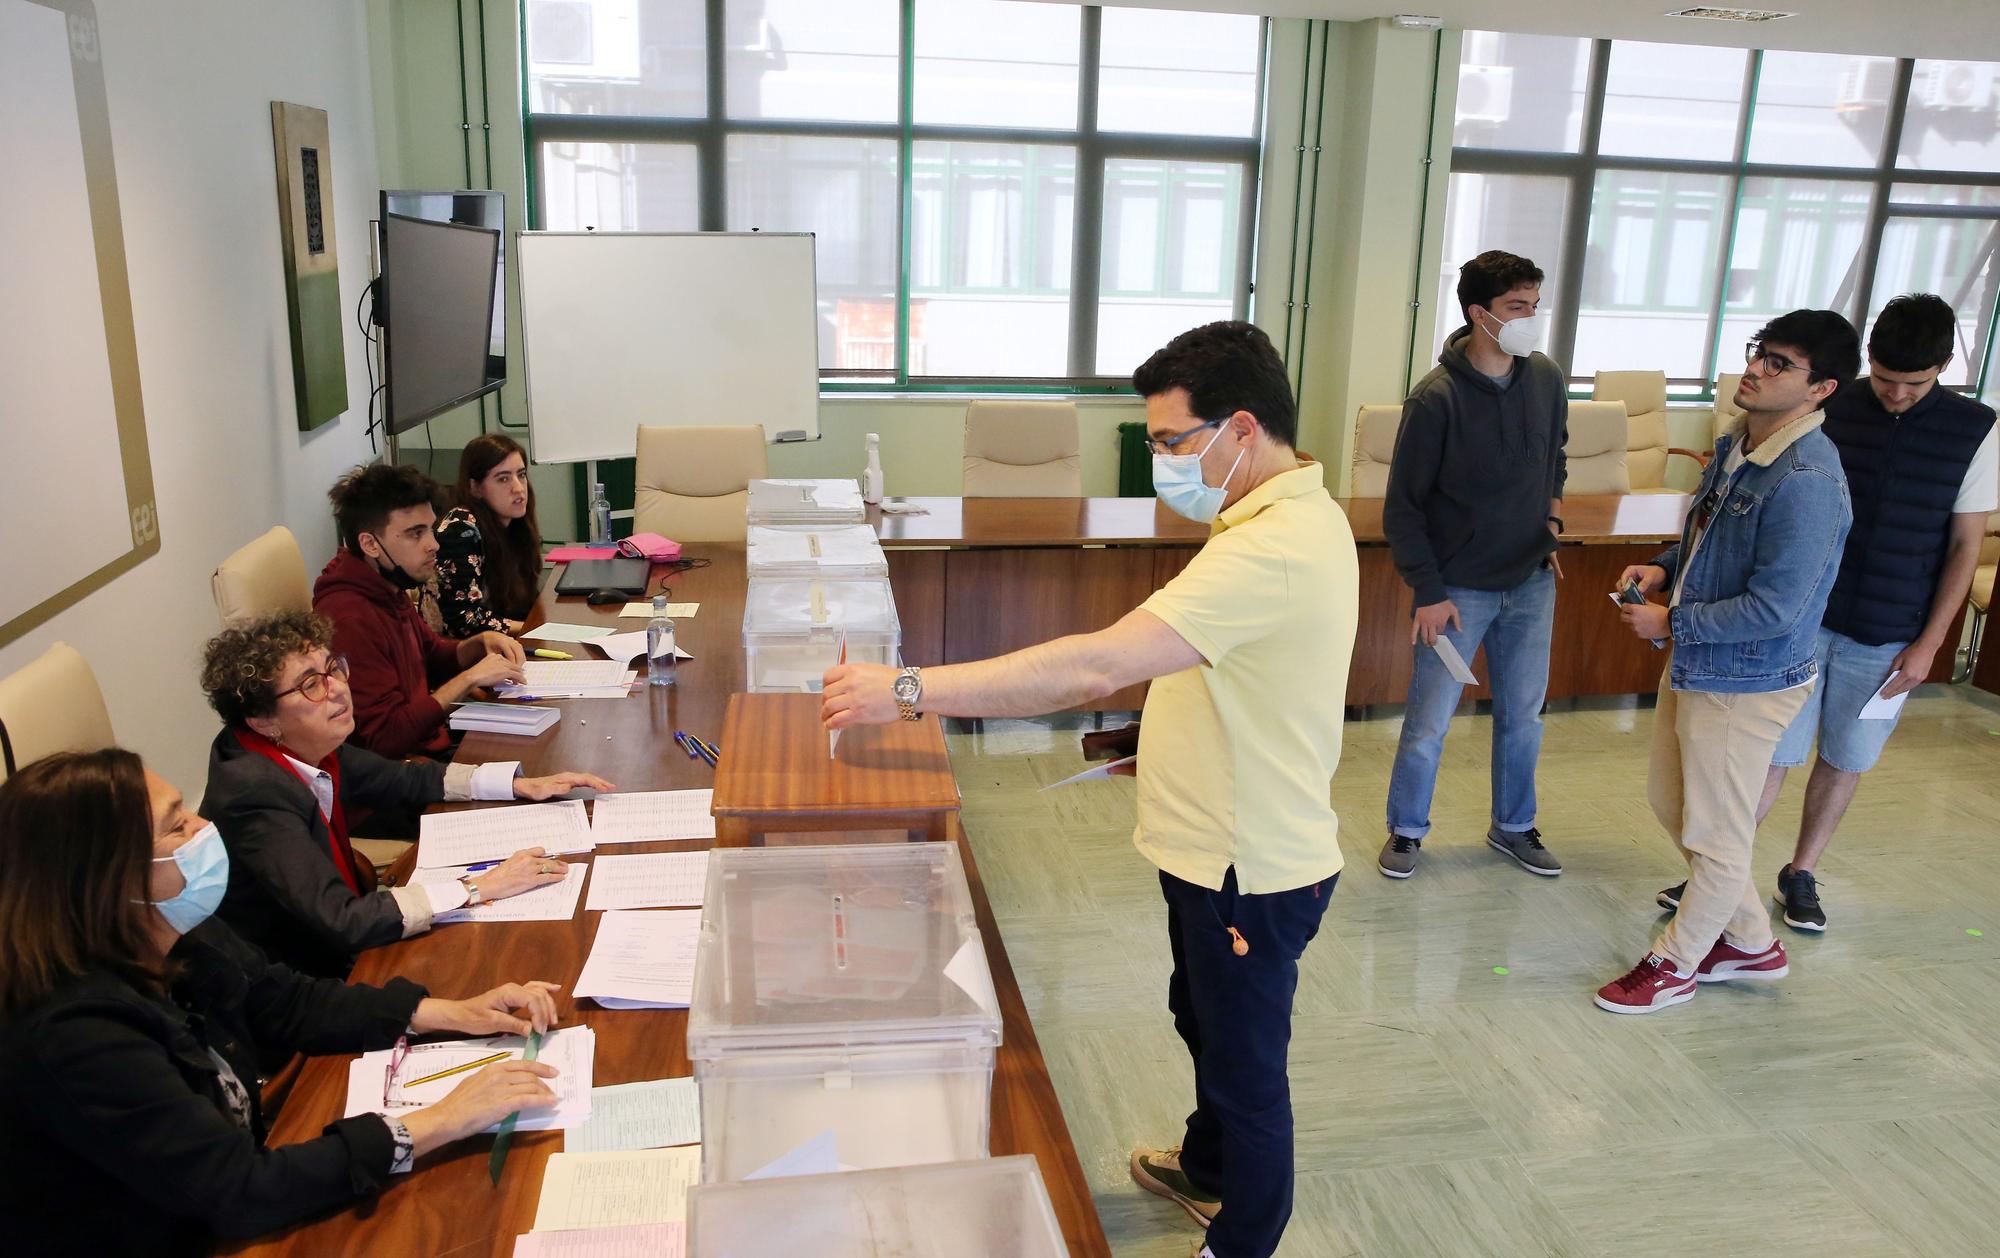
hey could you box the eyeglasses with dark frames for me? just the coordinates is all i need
[1745,342,1812,380]
[1143,417,1226,457]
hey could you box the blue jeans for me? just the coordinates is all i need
[1386,566,1555,839]
[1771,627,1907,773]
[1162,866,1336,1258]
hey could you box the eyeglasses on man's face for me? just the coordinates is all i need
[1745,342,1812,380]
[273,655,351,705]
[1144,417,1225,457]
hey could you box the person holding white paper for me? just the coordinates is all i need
[199,612,611,980]
[1653,295,1998,933]
[0,749,565,1256]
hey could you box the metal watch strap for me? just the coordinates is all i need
[896,666,922,721]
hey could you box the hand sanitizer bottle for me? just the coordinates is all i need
[589,482,613,545]
[861,432,884,505]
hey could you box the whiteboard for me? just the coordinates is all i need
[517,232,820,464]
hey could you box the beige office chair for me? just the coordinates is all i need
[1713,372,1746,442]
[632,424,768,542]
[1563,401,1633,495]
[961,401,1082,497]
[1964,511,2000,680]
[0,642,115,783]
[1593,370,1706,492]
[213,526,312,627]
[1349,405,1403,497]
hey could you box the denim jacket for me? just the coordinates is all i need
[1652,408,1852,694]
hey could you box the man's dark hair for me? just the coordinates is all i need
[1456,250,1544,327]
[1132,321,1297,448]
[328,463,437,553]
[1867,293,1957,374]
[1753,309,1862,386]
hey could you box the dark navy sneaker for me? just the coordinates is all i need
[1775,865,1827,932]
[1657,881,1686,912]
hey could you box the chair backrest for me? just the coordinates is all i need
[0,642,115,783]
[1593,370,1670,489]
[1563,400,1632,495]
[633,424,769,542]
[212,526,312,628]
[1349,404,1403,498]
[1713,372,1746,444]
[1982,510,2000,568]
[961,401,1082,497]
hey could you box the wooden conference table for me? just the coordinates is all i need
[870,492,1695,707]
[226,550,1112,1258]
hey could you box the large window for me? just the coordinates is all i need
[1443,37,2000,397]
[525,0,1264,387]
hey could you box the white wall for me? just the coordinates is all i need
[0,0,385,792]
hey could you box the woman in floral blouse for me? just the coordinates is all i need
[431,434,544,637]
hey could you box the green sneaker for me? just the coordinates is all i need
[1130,1146,1220,1228]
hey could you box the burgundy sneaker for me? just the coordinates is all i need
[1695,937,1789,983]
[1594,953,1696,1014]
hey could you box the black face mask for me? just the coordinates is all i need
[362,535,425,590]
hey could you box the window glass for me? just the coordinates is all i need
[1747,51,1894,168]
[1097,7,1261,137]
[910,141,1076,376]
[1453,31,1591,153]
[1573,170,1732,380]
[1715,178,1873,373]
[1598,40,1747,162]
[1096,159,1244,375]
[526,0,706,117]
[538,141,701,232]
[725,0,899,123]
[914,0,1079,129]
[1433,172,1568,359]
[1868,214,2000,387]
[1896,60,2000,173]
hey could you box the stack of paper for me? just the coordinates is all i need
[746,478,866,525]
[589,791,715,844]
[575,910,701,1008]
[590,630,694,667]
[531,1146,701,1232]
[416,799,594,870]
[426,862,589,924]
[344,1026,596,1132]
[746,525,888,578]
[495,660,638,700]
[523,622,618,644]
[585,853,710,911]
[451,703,561,736]
[564,1077,700,1153]
[512,1223,684,1258]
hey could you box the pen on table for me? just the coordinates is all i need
[692,734,720,761]
[673,730,699,759]
[401,1049,512,1090]
[690,737,719,768]
[531,648,572,661]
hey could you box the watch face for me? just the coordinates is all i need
[893,673,920,702]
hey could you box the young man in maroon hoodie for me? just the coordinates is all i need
[313,464,527,760]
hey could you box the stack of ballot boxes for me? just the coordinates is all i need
[686,844,1003,1185]
[745,477,868,528]
[686,1156,1067,1257]
[745,524,889,581]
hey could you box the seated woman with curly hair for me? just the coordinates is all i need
[198,609,611,981]
[0,748,566,1254]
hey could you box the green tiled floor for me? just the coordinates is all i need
[949,683,2000,1258]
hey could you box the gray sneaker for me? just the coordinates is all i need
[1378,833,1421,879]
[1130,1146,1220,1228]
[1488,825,1562,876]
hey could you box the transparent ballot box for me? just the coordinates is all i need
[742,576,900,693]
[687,844,1003,1183]
[746,477,867,526]
[686,1156,1066,1258]
[746,524,889,580]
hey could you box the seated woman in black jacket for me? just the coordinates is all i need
[199,610,613,978]
[0,748,566,1256]
[429,433,545,638]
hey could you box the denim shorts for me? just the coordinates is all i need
[1771,628,1908,773]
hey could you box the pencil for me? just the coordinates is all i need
[401,1049,511,1089]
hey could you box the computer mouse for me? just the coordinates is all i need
[585,589,625,606]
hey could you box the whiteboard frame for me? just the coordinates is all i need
[516,230,822,466]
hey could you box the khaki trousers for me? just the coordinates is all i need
[1648,666,1813,972]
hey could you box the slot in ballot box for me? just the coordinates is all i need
[687,1156,1066,1257]
[687,845,1004,1184]
[711,692,958,845]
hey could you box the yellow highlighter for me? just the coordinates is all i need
[531,648,573,661]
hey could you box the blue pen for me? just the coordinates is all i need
[673,730,698,759]
[464,859,502,874]
[691,738,718,768]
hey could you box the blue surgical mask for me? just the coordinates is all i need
[138,824,230,934]
[1151,426,1246,524]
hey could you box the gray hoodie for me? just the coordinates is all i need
[1383,326,1569,607]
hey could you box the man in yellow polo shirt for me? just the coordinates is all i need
[823,321,1358,1258]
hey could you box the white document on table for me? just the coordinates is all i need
[619,602,699,619]
[1433,635,1479,685]
[589,791,715,844]
[524,622,618,643]
[1040,755,1135,791]
[416,800,594,870]
[591,630,693,665]
[574,910,702,1008]
[496,661,638,698]
[429,862,588,924]
[744,1129,841,1180]
[585,853,711,911]
[512,1223,684,1258]
[532,1146,702,1231]
[1860,673,1912,720]
[563,1078,701,1153]
[343,1026,595,1132]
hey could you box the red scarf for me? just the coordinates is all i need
[231,727,377,896]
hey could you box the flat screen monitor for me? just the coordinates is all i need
[377,190,506,433]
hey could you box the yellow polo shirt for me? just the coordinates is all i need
[1133,461,1358,894]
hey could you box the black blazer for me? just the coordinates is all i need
[0,921,425,1256]
[203,727,448,980]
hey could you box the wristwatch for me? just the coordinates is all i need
[1547,515,1565,534]
[892,666,923,721]
[459,876,485,908]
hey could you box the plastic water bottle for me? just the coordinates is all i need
[589,481,613,545]
[861,432,884,505]
[647,594,677,687]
